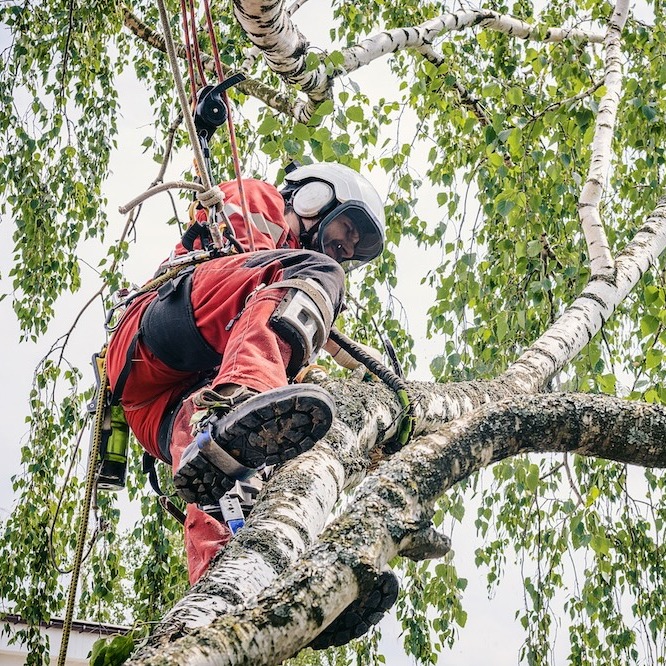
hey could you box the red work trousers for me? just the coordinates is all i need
[106,249,345,583]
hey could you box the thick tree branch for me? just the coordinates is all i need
[231,2,604,122]
[131,191,666,660]
[239,0,310,74]
[121,5,294,116]
[578,0,629,276]
[504,192,666,392]
[131,393,666,665]
[131,374,515,655]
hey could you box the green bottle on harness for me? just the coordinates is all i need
[98,404,130,491]
[90,349,130,492]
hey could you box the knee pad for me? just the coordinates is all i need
[268,278,335,375]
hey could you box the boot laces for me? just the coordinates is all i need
[190,386,258,432]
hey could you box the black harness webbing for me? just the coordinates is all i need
[109,331,141,407]
[142,453,186,525]
[140,267,222,372]
[108,267,221,407]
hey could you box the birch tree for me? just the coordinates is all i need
[1,0,666,664]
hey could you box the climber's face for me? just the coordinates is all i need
[319,214,360,263]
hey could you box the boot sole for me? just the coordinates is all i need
[174,384,335,505]
[308,569,399,650]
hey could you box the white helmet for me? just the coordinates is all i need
[282,163,385,270]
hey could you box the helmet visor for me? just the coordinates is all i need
[317,201,384,270]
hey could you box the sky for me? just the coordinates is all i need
[0,2,639,663]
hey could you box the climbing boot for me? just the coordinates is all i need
[174,384,334,506]
[308,568,399,650]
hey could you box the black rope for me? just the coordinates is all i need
[328,327,415,451]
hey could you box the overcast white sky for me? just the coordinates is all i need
[2,2,628,662]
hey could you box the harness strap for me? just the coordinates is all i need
[142,453,186,525]
[141,268,222,372]
[109,331,141,407]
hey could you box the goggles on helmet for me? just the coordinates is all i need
[316,201,384,271]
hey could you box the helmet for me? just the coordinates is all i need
[282,163,385,270]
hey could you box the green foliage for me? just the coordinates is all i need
[89,633,135,666]
[394,556,468,664]
[0,0,125,338]
[2,0,666,664]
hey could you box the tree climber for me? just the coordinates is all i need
[105,163,396,623]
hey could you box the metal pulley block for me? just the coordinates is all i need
[193,72,246,138]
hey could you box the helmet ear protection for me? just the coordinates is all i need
[291,181,336,218]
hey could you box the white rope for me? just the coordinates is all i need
[156,0,212,192]
[197,184,226,208]
[119,0,226,248]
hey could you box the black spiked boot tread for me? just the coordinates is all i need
[174,384,335,506]
[308,569,399,650]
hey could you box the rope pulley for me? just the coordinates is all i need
[194,73,246,139]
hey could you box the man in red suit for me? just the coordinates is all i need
[106,162,386,583]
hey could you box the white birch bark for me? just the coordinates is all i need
[239,0,310,74]
[578,0,629,276]
[122,4,661,663]
[341,10,603,75]
[505,193,666,392]
[131,393,666,666]
[131,188,666,661]
[230,1,604,122]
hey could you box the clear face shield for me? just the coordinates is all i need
[316,202,384,271]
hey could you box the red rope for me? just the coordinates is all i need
[179,0,256,252]
[201,0,256,252]
[187,0,208,88]
[179,0,198,102]
[201,0,224,80]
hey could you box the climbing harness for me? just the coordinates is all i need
[104,254,228,333]
[58,3,255,659]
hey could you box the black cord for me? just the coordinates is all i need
[328,327,414,451]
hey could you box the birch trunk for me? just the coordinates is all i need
[230,0,604,121]
[119,2,666,662]
[131,393,666,666]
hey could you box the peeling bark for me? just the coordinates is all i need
[117,3,666,664]
[130,184,666,663]
[131,394,666,665]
